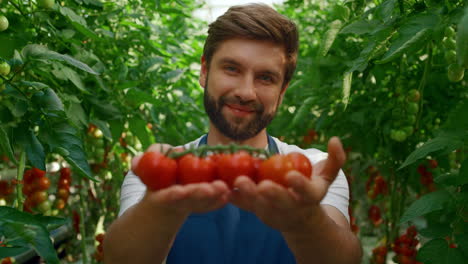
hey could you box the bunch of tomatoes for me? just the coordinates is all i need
[22,168,51,213]
[93,233,105,262]
[55,168,72,210]
[417,159,438,193]
[133,146,313,191]
[366,166,389,199]
[392,226,421,264]
[0,180,14,201]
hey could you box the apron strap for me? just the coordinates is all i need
[198,134,279,155]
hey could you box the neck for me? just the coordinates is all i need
[207,123,268,149]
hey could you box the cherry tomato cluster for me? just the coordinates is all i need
[93,233,105,262]
[302,129,319,145]
[366,166,388,199]
[392,226,421,264]
[417,159,437,192]
[55,168,72,210]
[444,26,465,83]
[390,78,421,142]
[371,245,387,264]
[22,168,51,213]
[134,147,313,191]
[368,205,383,226]
[0,180,14,200]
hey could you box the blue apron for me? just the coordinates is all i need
[167,135,296,264]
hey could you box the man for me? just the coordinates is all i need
[104,4,362,264]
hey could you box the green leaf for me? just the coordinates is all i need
[40,122,94,181]
[400,190,453,223]
[90,119,112,140]
[455,233,468,258]
[24,130,46,170]
[59,6,87,25]
[376,13,440,64]
[22,44,99,75]
[340,20,377,35]
[0,246,28,259]
[33,88,64,112]
[58,67,88,93]
[417,238,466,264]
[108,119,124,144]
[0,206,64,264]
[67,102,88,128]
[0,126,16,163]
[419,223,452,238]
[399,130,464,169]
[71,21,100,41]
[435,160,468,186]
[342,71,352,108]
[18,81,49,89]
[374,0,397,22]
[289,97,314,129]
[129,118,152,150]
[319,20,342,56]
[126,88,160,106]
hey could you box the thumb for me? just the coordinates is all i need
[320,137,346,183]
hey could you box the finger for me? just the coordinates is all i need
[231,176,257,211]
[319,137,346,183]
[286,171,318,203]
[257,180,295,209]
[131,155,142,171]
[146,143,174,154]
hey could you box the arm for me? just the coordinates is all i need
[282,205,362,264]
[103,193,186,264]
[103,144,231,264]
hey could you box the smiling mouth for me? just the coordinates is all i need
[225,104,255,116]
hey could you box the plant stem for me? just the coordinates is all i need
[78,177,89,264]
[14,151,26,210]
[8,0,26,16]
[415,43,433,131]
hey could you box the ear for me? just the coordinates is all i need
[278,82,289,105]
[199,55,207,88]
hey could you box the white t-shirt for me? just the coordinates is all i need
[118,136,350,222]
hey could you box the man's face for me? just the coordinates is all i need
[200,38,288,141]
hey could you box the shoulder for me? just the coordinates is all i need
[272,136,327,164]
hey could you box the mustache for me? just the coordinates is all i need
[219,96,264,112]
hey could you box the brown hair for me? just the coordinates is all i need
[203,3,299,87]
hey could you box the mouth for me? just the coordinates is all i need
[225,104,255,117]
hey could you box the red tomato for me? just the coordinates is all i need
[252,157,263,183]
[286,152,312,179]
[23,169,35,184]
[34,176,51,191]
[58,178,71,189]
[60,167,71,180]
[134,152,177,191]
[258,154,294,186]
[428,159,438,169]
[30,191,47,206]
[32,167,46,178]
[177,154,216,184]
[56,198,66,210]
[95,233,105,243]
[57,188,69,200]
[22,184,34,196]
[217,151,256,188]
[406,225,418,238]
[368,205,382,226]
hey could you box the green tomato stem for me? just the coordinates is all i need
[415,43,432,131]
[78,177,89,264]
[14,150,26,210]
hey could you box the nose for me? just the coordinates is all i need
[233,74,256,102]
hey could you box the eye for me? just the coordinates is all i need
[224,65,238,72]
[258,74,273,83]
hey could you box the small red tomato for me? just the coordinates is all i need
[177,154,216,184]
[60,167,72,180]
[406,225,418,238]
[252,157,263,183]
[58,178,71,189]
[30,191,48,206]
[217,151,256,188]
[23,169,35,184]
[133,152,177,191]
[95,233,105,243]
[56,198,66,210]
[368,205,382,226]
[428,159,438,169]
[57,188,69,200]
[258,154,294,187]
[285,152,312,179]
[22,184,34,196]
[34,177,51,191]
[32,167,46,178]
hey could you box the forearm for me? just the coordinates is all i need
[282,207,362,264]
[103,195,187,264]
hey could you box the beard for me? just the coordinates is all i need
[203,81,278,141]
